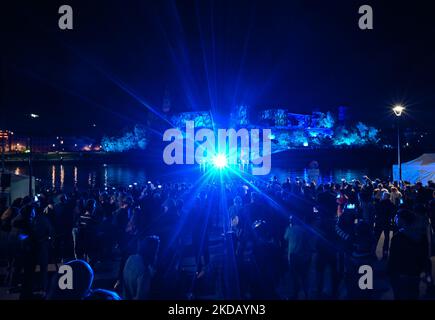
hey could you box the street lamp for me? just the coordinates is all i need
[392,105,405,182]
[27,113,41,196]
[393,105,405,117]
[0,130,6,173]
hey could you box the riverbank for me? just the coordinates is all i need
[1,147,425,169]
[2,151,111,164]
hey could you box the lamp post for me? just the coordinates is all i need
[27,113,39,196]
[28,136,33,196]
[1,131,5,173]
[392,105,405,182]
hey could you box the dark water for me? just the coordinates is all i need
[6,163,391,192]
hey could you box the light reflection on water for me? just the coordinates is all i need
[7,163,390,191]
[51,165,56,190]
[60,165,64,190]
[73,166,78,188]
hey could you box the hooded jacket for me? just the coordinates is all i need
[387,228,426,277]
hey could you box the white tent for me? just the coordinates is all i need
[10,173,35,202]
[0,171,35,206]
[393,153,435,184]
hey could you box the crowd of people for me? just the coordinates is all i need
[0,175,434,300]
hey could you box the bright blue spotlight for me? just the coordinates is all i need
[212,154,228,169]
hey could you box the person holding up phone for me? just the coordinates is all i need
[336,189,348,217]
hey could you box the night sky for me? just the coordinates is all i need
[1,0,435,137]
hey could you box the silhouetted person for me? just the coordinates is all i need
[33,204,54,293]
[388,209,426,300]
[53,194,74,262]
[284,215,312,299]
[374,191,395,258]
[122,235,160,300]
[73,199,97,263]
[46,259,94,300]
[10,204,36,299]
[344,221,376,299]
[1,197,22,232]
[113,197,133,288]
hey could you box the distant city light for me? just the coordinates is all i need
[60,140,64,144]
[303,141,309,147]
[30,113,39,118]
[52,144,56,147]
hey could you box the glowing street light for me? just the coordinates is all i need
[392,105,405,117]
[392,105,405,182]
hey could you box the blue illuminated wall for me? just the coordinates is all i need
[230,105,249,127]
[170,111,213,129]
[333,122,379,146]
[101,125,148,152]
[100,107,380,153]
[257,109,379,151]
